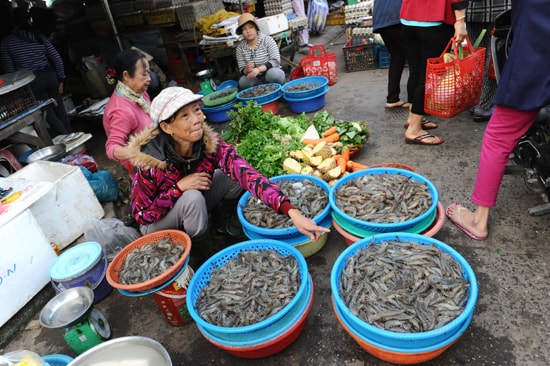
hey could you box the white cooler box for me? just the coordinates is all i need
[0,209,58,327]
[10,161,105,249]
[257,13,289,36]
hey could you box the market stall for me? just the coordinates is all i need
[0,70,55,148]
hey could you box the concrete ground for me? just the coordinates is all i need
[1,25,549,365]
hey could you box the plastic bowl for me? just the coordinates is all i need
[43,354,74,366]
[282,76,329,99]
[217,79,239,90]
[237,83,282,105]
[201,99,238,123]
[237,174,331,240]
[283,86,329,113]
[331,208,436,238]
[329,167,439,233]
[106,230,191,292]
[330,233,478,350]
[333,296,472,364]
[332,202,445,245]
[198,276,314,359]
[186,239,309,342]
[202,88,238,107]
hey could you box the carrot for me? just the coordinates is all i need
[341,146,350,162]
[302,133,340,146]
[332,154,341,161]
[337,157,347,174]
[322,126,338,137]
[348,160,368,172]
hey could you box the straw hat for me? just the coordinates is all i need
[236,13,259,35]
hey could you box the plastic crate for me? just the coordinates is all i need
[0,85,37,123]
[343,43,376,72]
[176,0,224,30]
[375,44,391,68]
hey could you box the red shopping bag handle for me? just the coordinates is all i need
[440,35,476,60]
[308,45,327,58]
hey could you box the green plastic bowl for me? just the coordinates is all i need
[202,88,238,107]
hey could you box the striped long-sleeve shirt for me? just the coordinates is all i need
[1,29,65,81]
[235,33,281,74]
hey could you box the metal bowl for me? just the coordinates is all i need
[39,286,94,329]
[67,336,172,366]
[26,144,66,163]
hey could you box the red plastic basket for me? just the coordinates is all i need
[300,45,338,86]
[106,230,191,292]
[424,36,486,118]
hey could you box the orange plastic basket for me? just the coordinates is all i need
[424,36,486,118]
[106,230,191,292]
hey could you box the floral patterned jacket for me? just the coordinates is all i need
[125,123,293,225]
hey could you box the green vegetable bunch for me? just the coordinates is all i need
[312,111,370,151]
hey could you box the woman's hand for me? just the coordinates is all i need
[244,62,255,75]
[288,209,331,242]
[58,82,64,95]
[176,172,211,192]
[247,67,261,79]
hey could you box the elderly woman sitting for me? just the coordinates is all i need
[235,13,286,90]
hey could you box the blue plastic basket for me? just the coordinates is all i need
[237,174,331,240]
[329,167,439,233]
[281,76,329,99]
[186,240,309,341]
[197,274,313,347]
[283,86,329,114]
[236,83,282,105]
[201,99,238,123]
[330,233,478,350]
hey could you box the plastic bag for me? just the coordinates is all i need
[80,167,119,202]
[84,217,140,260]
[62,154,98,172]
[307,0,328,34]
[0,350,45,366]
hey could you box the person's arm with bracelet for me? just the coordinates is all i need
[453,1,468,43]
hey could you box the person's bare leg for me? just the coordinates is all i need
[446,203,489,240]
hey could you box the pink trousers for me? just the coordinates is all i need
[472,105,540,207]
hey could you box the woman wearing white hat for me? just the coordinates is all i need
[235,13,286,90]
[125,87,330,262]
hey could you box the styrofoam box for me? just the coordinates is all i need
[0,209,58,327]
[257,13,289,36]
[10,161,105,249]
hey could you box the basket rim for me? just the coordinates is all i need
[283,85,329,101]
[237,174,331,237]
[329,167,439,232]
[186,239,309,334]
[330,233,478,343]
[281,76,329,94]
[106,229,191,292]
[236,83,282,102]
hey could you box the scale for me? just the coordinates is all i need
[40,287,111,355]
[196,69,216,95]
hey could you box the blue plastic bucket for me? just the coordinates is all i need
[201,99,238,123]
[42,353,74,366]
[283,86,329,113]
[49,241,113,303]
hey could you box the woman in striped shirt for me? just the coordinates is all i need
[235,13,286,90]
[1,7,71,136]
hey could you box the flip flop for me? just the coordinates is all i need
[445,203,487,241]
[404,118,438,130]
[386,100,410,108]
[405,133,444,145]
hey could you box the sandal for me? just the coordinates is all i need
[405,133,444,145]
[386,100,410,108]
[404,118,438,130]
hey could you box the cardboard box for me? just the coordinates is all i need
[10,161,105,249]
[257,13,289,36]
[0,209,58,327]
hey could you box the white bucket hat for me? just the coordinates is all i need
[150,87,203,124]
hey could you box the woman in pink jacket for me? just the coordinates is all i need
[401,0,469,145]
[103,49,152,173]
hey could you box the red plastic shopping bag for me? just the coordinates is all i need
[300,45,338,85]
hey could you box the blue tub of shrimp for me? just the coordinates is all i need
[186,239,310,344]
[331,233,478,350]
[237,174,331,241]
